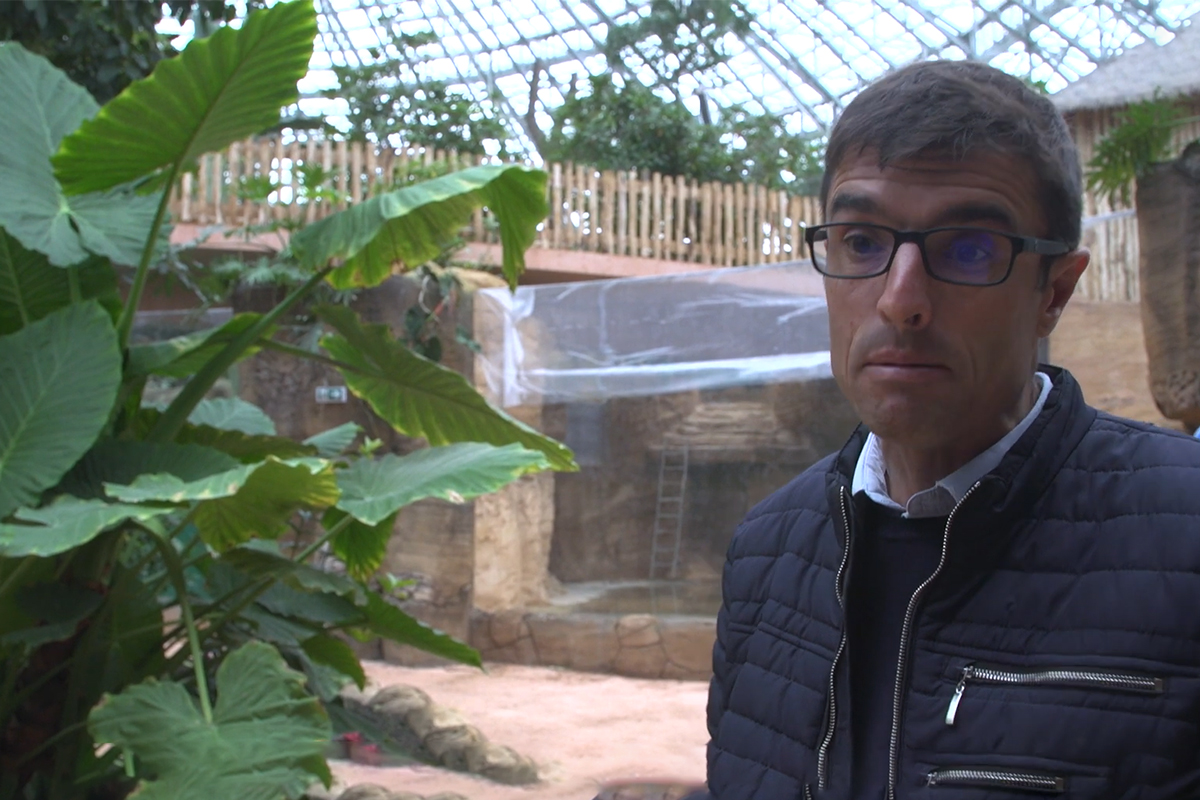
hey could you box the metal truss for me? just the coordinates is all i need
[307,0,1200,151]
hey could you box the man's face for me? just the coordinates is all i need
[822,151,1087,452]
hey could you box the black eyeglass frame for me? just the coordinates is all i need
[803,222,1071,287]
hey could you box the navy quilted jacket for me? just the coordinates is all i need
[701,367,1200,799]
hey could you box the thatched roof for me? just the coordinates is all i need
[1053,17,1200,113]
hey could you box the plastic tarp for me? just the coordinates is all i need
[475,261,832,407]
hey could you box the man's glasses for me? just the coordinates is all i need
[804,223,1070,286]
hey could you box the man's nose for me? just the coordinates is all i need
[876,242,933,329]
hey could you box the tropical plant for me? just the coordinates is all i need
[322,28,510,156]
[1087,94,1190,206]
[0,3,572,799]
[538,0,824,191]
[0,0,251,104]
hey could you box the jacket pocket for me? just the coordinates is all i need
[927,766,1065,793]
[923,763,1110,798]
[944,663,1163,725]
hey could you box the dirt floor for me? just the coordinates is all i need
[331,661,709,800]
[1050,299,1180,430]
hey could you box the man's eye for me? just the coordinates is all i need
[842,233,884,254]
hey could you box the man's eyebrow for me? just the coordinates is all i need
[934,202,1018,230]
[827,192,878,217]
[827,194,1019,230]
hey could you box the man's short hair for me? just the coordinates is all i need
[820,60,1083,249]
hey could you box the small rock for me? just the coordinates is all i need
[336,785,392,800]
[388,793,424,800]
[406,703,468,739]
[472,742,539,785]
[301,784,337,800]
[369,684,431,717]
[425,723,486,770]
[426,794,470,800]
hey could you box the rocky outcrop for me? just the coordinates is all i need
[337,684,539,786]
[470,610,714,681]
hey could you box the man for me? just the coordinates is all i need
[699,60,1200,799]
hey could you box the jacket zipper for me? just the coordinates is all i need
[816,485,852,790]
[945,664,1163,725]
[886,481,982,800]
[927,767,1065,794]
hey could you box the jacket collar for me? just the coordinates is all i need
[826,366,1095,526]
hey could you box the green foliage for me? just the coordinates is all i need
[0,0,243,104]
[542,74,728,180]
[0,302,121,519]
[292,164,549,291]
[316,305,577,470]
[336,443,550,525]
[323,28,509,155]
[0,42,159,267]
[52,0,317,196]
[0,6,567,798]
[604,0,752,96]
[1087,95,1187,206]
[89,641,332,800]
[540,3,825,192]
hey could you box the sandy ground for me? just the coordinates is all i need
[331,661,709,800]
[1051,299,1180,429]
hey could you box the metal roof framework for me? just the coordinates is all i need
[282,1,1200,154]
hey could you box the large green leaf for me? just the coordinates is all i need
[323,507,395,583]
[0,230,120,336]
[303,422,362,458]
[0,497,171,557]
[53,1,317,195]
[316,305,576,471]
[104,457,340,551]
[362,593,481,668]
[89,640,332,800]
[1,581,103,648]
[219,541,364,604]
[193,460,339,550]
[291,165,548,290]
[0,43,160,267]
[301,633,366,690]
[59,440,239,500]
[188,397,276,436]
[0,302,121,519]
[337,443,549,526]
[132,408,315,463]
[127,313,267,378]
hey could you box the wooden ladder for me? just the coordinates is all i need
[649,446,689,580]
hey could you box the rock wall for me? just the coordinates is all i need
[549,378,859,582]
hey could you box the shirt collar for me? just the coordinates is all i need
[851,372,1052,518]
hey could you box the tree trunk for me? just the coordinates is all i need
[1137,141,1200,430]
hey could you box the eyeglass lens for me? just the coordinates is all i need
[812,224,1013,284]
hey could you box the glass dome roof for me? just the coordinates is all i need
[177,1,1200,154]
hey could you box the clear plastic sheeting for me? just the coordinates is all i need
[475,261,832,407]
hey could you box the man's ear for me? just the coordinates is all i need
[1036,248,1089,338]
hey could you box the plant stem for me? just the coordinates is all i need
[67,266,80,304]
[295,511,357,562]
[149,266,334,443]
[145,531,212,722]
[257,337,373,376]
[0,557,34,600]
[115,170,178,350]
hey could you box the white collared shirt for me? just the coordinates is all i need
[851,372,1052,518]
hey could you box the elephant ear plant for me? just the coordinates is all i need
[0,3,574,799]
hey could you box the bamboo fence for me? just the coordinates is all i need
[171,135,1150,300]
[169,137,823,267]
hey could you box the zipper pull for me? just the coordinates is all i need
[945,665,974,726]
